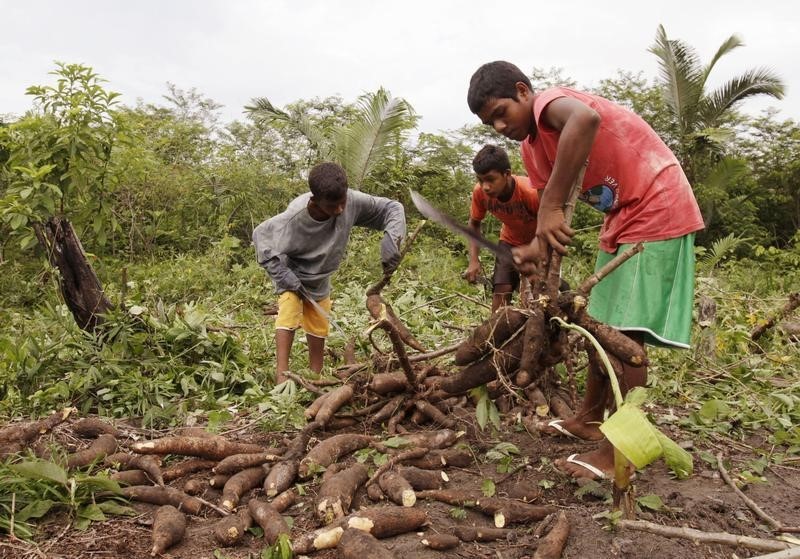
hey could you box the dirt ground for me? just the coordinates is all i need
[1,405,799,559]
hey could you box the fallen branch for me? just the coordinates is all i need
[717,453,784,531]
[619,519,792,553]
[751,292,800,341]
[747,548,800,559]
[578,242,644,295]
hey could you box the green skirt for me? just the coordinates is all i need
[587,234,696,348]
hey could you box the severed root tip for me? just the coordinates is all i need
[421,533,460,550]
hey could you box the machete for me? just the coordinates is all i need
[298,285,347,337]
[410,190,515,265]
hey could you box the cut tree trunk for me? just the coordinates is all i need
[34,217,113,331]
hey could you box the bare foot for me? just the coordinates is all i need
[555,441,617,480]
[274,372,289,385]
[537,417,604,441]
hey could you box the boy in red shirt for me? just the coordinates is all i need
[464,145,539,312]
[467,61,704,480]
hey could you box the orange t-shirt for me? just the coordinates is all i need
[521,87,704,253]
[470,175,539,247]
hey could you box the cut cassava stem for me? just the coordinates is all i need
[578,242,644,295]
[220,466,267,511]
[151,505,186,556]
[131,436,265,460]
[316,463,368,523]
[366,295,416,384]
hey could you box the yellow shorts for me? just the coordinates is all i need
[275,291,332,338]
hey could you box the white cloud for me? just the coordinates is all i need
[2,0,797,131]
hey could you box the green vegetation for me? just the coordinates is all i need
[1,25,798,476]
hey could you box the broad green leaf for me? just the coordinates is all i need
[476,394,489,430]
[19,233,38,250]
[656,431,694,479]
[15,499,56,521]
[637,494,665,511]
[10,460,68,485]
[480,478,496,497]
[625,387,649,407]
[382,436,408,449]
[699,399,730,421]
[97,501,136,516]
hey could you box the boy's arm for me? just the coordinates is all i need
[263,255,302,293]
[253,219,302,293]
[514,97,600,273]
[464,217,483,283]
[537,97,600,253]
[352,192,407,273]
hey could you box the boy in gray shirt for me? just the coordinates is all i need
[253,162,406,384]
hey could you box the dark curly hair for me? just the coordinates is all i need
[467,61,533,114]
[308,162,348,199]
[472,145,511,175]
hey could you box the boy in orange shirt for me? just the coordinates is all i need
[464,145,539,312]
[467,61,704,480]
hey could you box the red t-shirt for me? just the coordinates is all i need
[520,87,704,253]
[470,175,539,247]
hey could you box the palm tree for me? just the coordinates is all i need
[649,24,785,183]
[245,88,416,190]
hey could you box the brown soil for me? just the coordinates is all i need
[1,407,798,559]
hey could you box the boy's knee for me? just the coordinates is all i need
[276,291,303,330]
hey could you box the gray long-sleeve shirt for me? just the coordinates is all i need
[252,190,406,299]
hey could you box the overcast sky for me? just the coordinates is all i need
[3,1,799,134]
